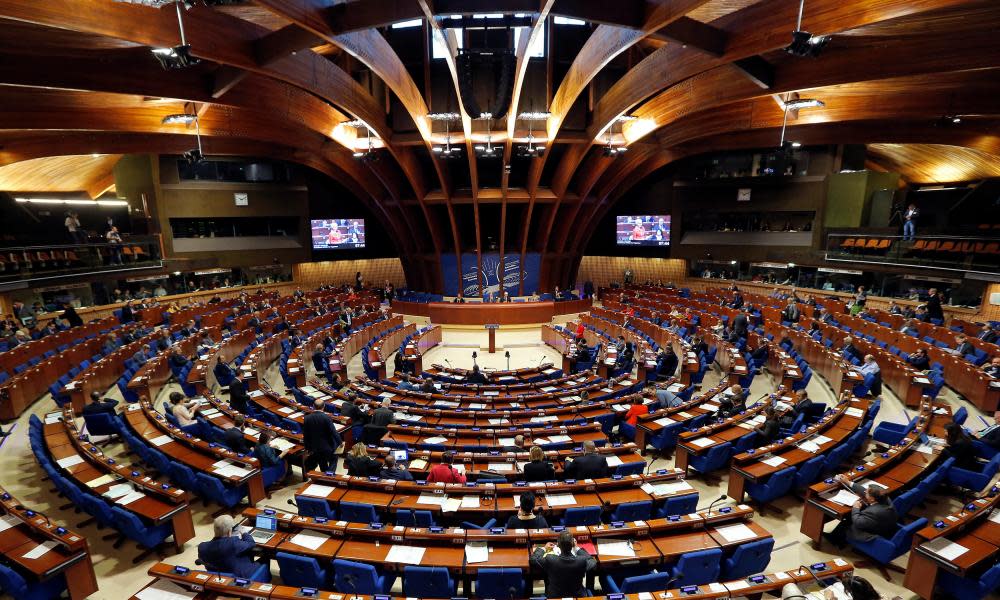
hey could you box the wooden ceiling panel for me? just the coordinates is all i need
[687,0,762,24]
[867,143,1000,184]
[0,154,121,197]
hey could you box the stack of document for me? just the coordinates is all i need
[545,493,577,507]
[299,484,335,498]
[798,440,821,453]
[416,494,447,506]
[606,455,624,467]
[714,523,756,543]
[465,541,489,564]
[923,537,969,561]
[825,489,860,506]
[761,455,787,467]
[597,539,635,557]
[422,436,448,445]
[689,438,715,448]
[289,531,331,551]
[270,438,295,451]
[844,407,865,418]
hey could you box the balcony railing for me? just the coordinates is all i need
[0,236,163,283]
[825,233,999,275]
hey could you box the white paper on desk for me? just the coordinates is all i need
[289,531,331,551]
[540,386,558,392]
[736,422,754,430]
[86,474,117,488]
[150,434,173,447]
[498,437,516,446]
[654,481,694,495]
[460,496,480,509]
[386,545,425,565]
[924,537,969,561]
[549,434,572,443]
[826,489,860,506]
[379,392,396,399]
[915,443,935,454]
[278,406,294,414]
[442,497,462,513]
[422,436,448,445]
[654,417,676,426]
[761,455,787,467]
[798,441,821,453]
[300,484,335,498]
[287,412,304,419]
[530,416,558,423]
[597,539,635,557]
[773,571,791,581]
[465,541,489,564]
[714,523,756,543]
[22,540,57,560]
[409,459,428,470]
[416,494,447,506]
[481,392,500,398]
[488,463,514,472]
[699,403,720,411]
[855,479,887,491]
[214,464,250,478]
[775,401,792,412]
[270,438,295,451]
[989,509,1000,525]
[488,418,507,425]
[812,435,832,445]
[707,582,727,593]
[533,438,550,446]
[469,403,488,409]
[396,413,421,423]
[134,579,199,600]
[845,407,864,418]
[749,415,766,425]
[103,483,133,499]
[200,409,221,418]
[689,437,714,448]
[668,383,685,393]
[0,515,21,532]
[117,490,147,506]
[546,493,577,507]
[56,455,85,468]
[726,580,752,591]
[606,455,624,467]
[244,427,260,437]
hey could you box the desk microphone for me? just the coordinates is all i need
[706,494,727,516]
[285,498,299,513]
[796,564,827,589]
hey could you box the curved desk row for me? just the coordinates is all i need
[391,298,593,325]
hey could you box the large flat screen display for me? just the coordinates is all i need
[311,218,365,250]
[616,215,671,246]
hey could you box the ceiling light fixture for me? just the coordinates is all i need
[15,198,128,207]
[516,109,548,157]
[602,116,629,157]
[783,98,825,110]
[162,113,198,125]
[778,93,825,151]
[353,126,380,162]
[785,0,829,57]
[475,115,499,159]
[149,1,200,69]
[430,113,463,159]
[518,111,551,120]
[181,109,205,164]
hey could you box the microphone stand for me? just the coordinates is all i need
[705,494,727,516]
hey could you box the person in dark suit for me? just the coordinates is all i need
[120,302,135,324]
[379,454,413,481]
[754,406,781,445]
[198,515,261,579]
[564,441,609,479]
[941,422,979,470]
[466,365,488,384]
[228,372,250,414]
[523,446,555,482]
[841,337,858,359]
[730,311,749,341]
[729,289,744,309]
[530,530,596,597]
[83,391,118,416]
[979,324,998,344]
[345,443,382,476]
[952,335,975,358]
[977,413,1000,450]
[302,399,342,473]
[60,303,84,328]
[168,348,190,370]
[213,356,235,385]
[984,357,1000,378]
[906,348,930,370]
[780,390,812,428]
[717,385,748,418]
[825,476,899,548]
[926,288,944,322]
[339,391,368,425]
[311,344,330,374]
[369,398,395,427]
[781,300,800,323]
[506,492,548,529]
[818,309,835,324]
[222,415,252,454]
[655,347,678,379]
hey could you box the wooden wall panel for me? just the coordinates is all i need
[576,256,688,287]
[293,258,406,288]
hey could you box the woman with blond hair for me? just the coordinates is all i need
[345,442,381,476]
[522,446,555,482]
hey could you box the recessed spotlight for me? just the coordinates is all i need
[162,113,198,125]
[784,98,825,110]
[151,44,200,69]
[791,142,802,148]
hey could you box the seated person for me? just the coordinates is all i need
[941,422,979,470]
[168,348,191,369]
[950,334,975,358]
[222,415,252,454]
[623,396,649,426]
[563,440,609,480]
[906,348,930,370]
[169,391,200,426]
[466,365,488,385]
[426,451,467,483]
[419,377,437,394]
[780,576,882,600]
[654,383,683,409]
[198,515,261,579]
[530,530,596,597]
[380,454,413,481]
[754,406,781,445]
[345,442,382,477]
[779,390,812,428]
[824,476,898,548]
[506,492,549,529]
[716,385,748,418]
[213,356,235,383]
[397,373,417,391]
[984,357,1000,378]
[254,431,290,480]
[83,391,118,416]
[523,446,555,482]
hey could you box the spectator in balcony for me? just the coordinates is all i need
[979,324,998,344]
[106,226,124,265]
[854,286,868,308]
[64,211,85,244]
[902,203,919,241]
[153,284,168,297]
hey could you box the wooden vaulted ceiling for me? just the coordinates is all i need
[0,0,997,291]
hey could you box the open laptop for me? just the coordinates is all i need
[250,515,277,543]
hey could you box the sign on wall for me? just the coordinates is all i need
[441,253,540,298]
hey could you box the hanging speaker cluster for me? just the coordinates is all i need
[456,49,516,120]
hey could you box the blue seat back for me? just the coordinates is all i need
[276,552,327,589]
[476,568,525,597]
[673,548,723,587]
[723,538,775,579]
[339,501,378,524]
[563,506,602,526]
[297,496,336,519]
[619,572,673,594]
[333,559,384,595]
[611,501,652,522]
[403,566,453,598]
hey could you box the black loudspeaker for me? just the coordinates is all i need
[490,51,516,120]
[456,50,516,119]
[456,52,484,118]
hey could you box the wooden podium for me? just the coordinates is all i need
[485,323,500,353]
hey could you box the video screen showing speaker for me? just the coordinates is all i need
[616,215,671,246]
[311,219,365,250]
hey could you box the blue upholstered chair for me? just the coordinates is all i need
[721,538,774,579]
[296,496,336,520]
[0,563,68,600]
[935,561,1000,600]
[476,568,525,598]
[402,566,455,597]
[672,548,723,587]
[333,559,395,595]
[848,517,927,581]
[611,501,652,522]
[601,572,674,595]
[276,552,331,588]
